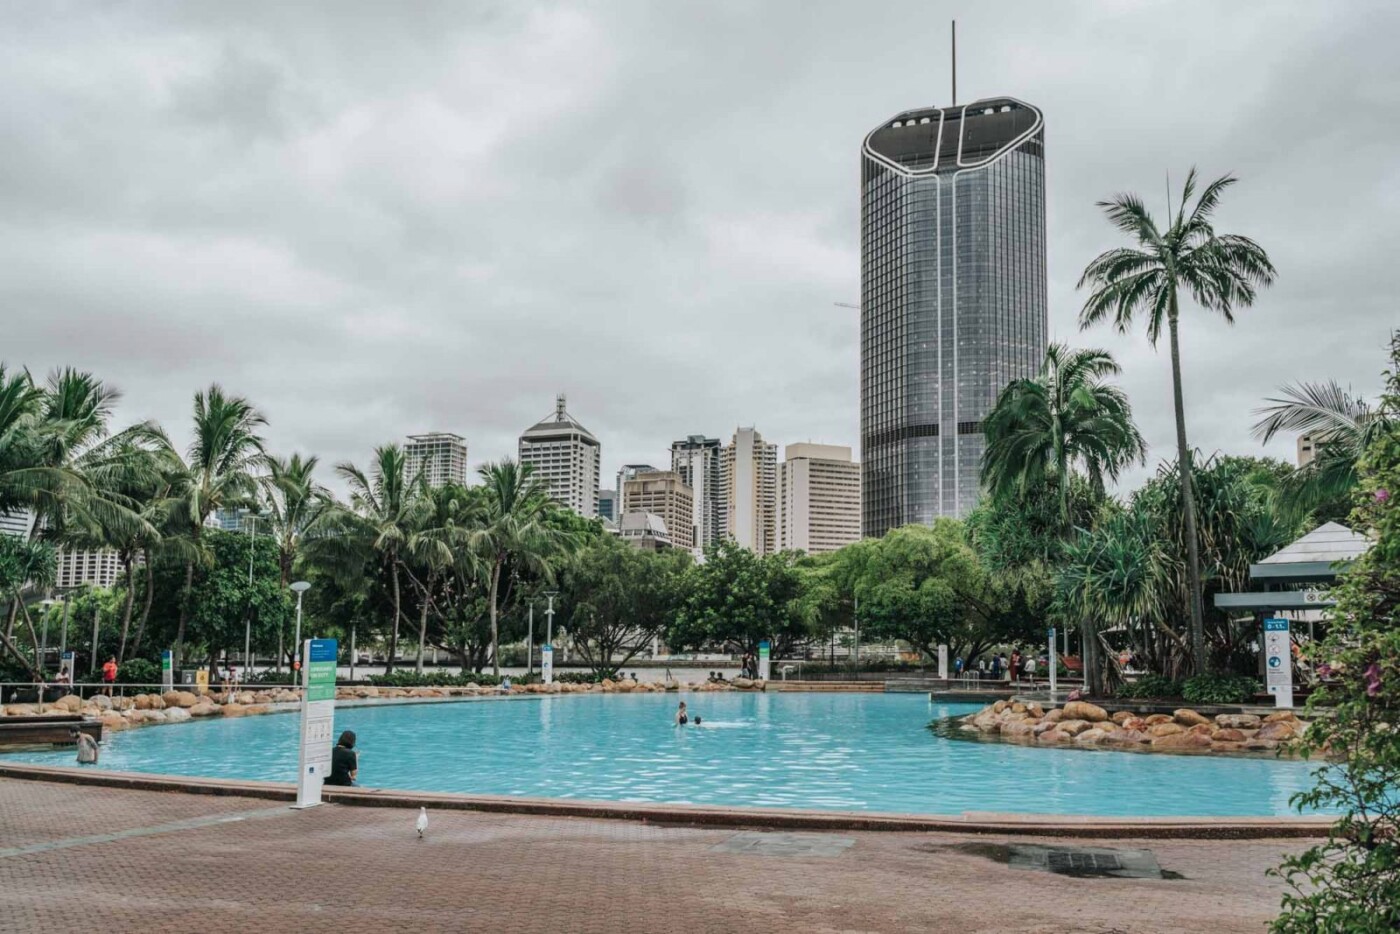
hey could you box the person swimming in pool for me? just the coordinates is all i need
[675,701,689,725]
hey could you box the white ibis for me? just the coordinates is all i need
[415,807,428,839]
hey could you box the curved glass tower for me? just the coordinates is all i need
[860,96,1047,537]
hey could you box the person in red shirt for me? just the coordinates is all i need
[101,657,117,696]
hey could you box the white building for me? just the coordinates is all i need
[778,443,862,554]
[671,435,723,555]
[56,548,124,590]
[518,394,601,518]
[621,471,694,552]
[721,427,778,555]
[0,509,34,539]
[405,432,469,488]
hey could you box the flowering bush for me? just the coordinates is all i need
[1272,335,1400,932]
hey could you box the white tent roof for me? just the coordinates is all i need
[1257,521,1371,566]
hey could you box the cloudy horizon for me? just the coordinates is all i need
[4,1,1396,498]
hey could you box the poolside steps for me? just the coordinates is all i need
[770,681,884,693]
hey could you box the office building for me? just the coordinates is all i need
[518,394,601,518]
[670,435,724,553]
[860,97,1047,534]
[777,444,862,554]
[616,464,657,501]
[721,427,778,555]
[405,432,469,488]
[0,510,34,539]
[616,511,673,551]
[1297,434,1316,468]
[597,489,618,523]
[55,548,124,590]
[621,471,695,552]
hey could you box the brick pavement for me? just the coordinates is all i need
[0,778,1303,933]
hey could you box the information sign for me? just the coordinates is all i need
[160,650,173,692]
[194,669,208,695]
[757,640,771,681]
[541,644,554,685]
[937,644,948,680]
[1263,618,1293,709]
[1047,627,1058,695]
[294,638,337,809]
[62,651,75,687]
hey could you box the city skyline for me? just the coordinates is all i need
[2,3,1394,503]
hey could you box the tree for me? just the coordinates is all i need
[1253,380,1390,522]
[982,343,1145,530]
[1272,333,1400,932]
[166,385,266,667]
[467,460,575,676]
[670,542,812,659]
[555,535,689,677]
[404,482,475,672]
[0,535,55,677]
[332,445,426,673]
[1079,168,1276,675]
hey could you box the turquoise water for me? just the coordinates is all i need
[2,694,1329,817]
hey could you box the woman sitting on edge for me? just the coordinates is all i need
[325,730,359,787]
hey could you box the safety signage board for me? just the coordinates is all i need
[160,650,173,692]
[1263,618,1293,709]
[758,641,771,681]
[294,638,337,808]
[541,644,554,685]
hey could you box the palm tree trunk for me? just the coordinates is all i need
[5,596,18,641]
[174,558,194,669]
[415,570,434,674]
[386,562,402,674]
[489,559,502,677]
[117,553,137,663]
[0,625,40,680]
[1166,300,1208,676]
[131,549,155,658]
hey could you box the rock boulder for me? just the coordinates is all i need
[1173,708,1211,727]
[1214,714,1261,730]
[1060,701,1109,723]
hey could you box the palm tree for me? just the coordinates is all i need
[468,460,573,676]
[1078,168,1276,675]
[334,445,426,673]
[982,343,1145,530]
[404,484,475,673]
[167,386,267,667]
[260,453,331,589]
[1252,380,1389,519]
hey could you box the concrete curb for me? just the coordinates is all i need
[0,762,1334,839]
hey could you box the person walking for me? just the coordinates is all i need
[101,656,118,696]
[1009,650,1022,684]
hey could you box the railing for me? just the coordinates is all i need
[0,681,305,712]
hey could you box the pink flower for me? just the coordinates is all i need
[1317,662,1333,678]
[1376,488,1391,504]
[1363,662,1382,698]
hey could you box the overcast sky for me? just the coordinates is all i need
[4,1,1397,496]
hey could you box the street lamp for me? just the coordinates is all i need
[543,590,558,649]
[241,509,267,676]
[39,599,54,661]
[290,580,311,673]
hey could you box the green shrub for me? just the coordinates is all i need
[1116,673,1182,699]
[118,659,161,685]
[246,669,297,686]
[555,671,600,684]
[1181,673,1260,705]
[367,670,503,688]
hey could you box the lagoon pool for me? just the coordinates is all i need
[2,693,1329,817]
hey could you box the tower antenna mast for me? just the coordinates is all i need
[951,20,957,106]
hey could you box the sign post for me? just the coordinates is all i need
[1048,627,1057,695]
[757,640,771,681]
[1264,618,1293,709]
[61,651,75,687]
[294,638,337,809]
[160,650,173,693]
[937,644,948,680]
[541,644,554,685]
[194,669,209,695]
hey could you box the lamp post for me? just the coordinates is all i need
[39,599,54,662]
[241,510,266,676]
[544,590,557,649]
[290,581,311,673]
[527,603,534,676]
[58,596,70,659]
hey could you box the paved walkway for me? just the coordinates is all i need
[0,779,1301,933]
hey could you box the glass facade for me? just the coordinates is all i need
[860,98,1047,537]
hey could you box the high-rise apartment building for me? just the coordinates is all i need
[670,435,724,553]
[55,548,123,590]
[0,510,34,539]
[518,395,601,518]
[405,432,468,488]
[860,97,1047,535]
[777,444,862,554]
[616,464,658,502]
[1297,434,1316,468]
[621,471,695,552]
[721,427,778,555]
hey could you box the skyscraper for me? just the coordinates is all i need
[721,427,778,555]
[670,435,723,553]
[621,470,695,552]
[777,443,862,555]
[405,432,468,488]
[860,97,1047,536]
[518,394,601,518]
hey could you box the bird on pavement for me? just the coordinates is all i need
[416,807,428,839]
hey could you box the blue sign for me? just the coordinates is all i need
[1264,618,1289,632]
[1268,656,1282,668]
[308,638,338,663]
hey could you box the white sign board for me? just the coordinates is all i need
[757,641,771,681]
[937,644,948,680]
[541,644,554,685]
[294,638,337,809]
[1263,618,1293,709]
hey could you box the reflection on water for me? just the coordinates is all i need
[1,694,1329,817]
